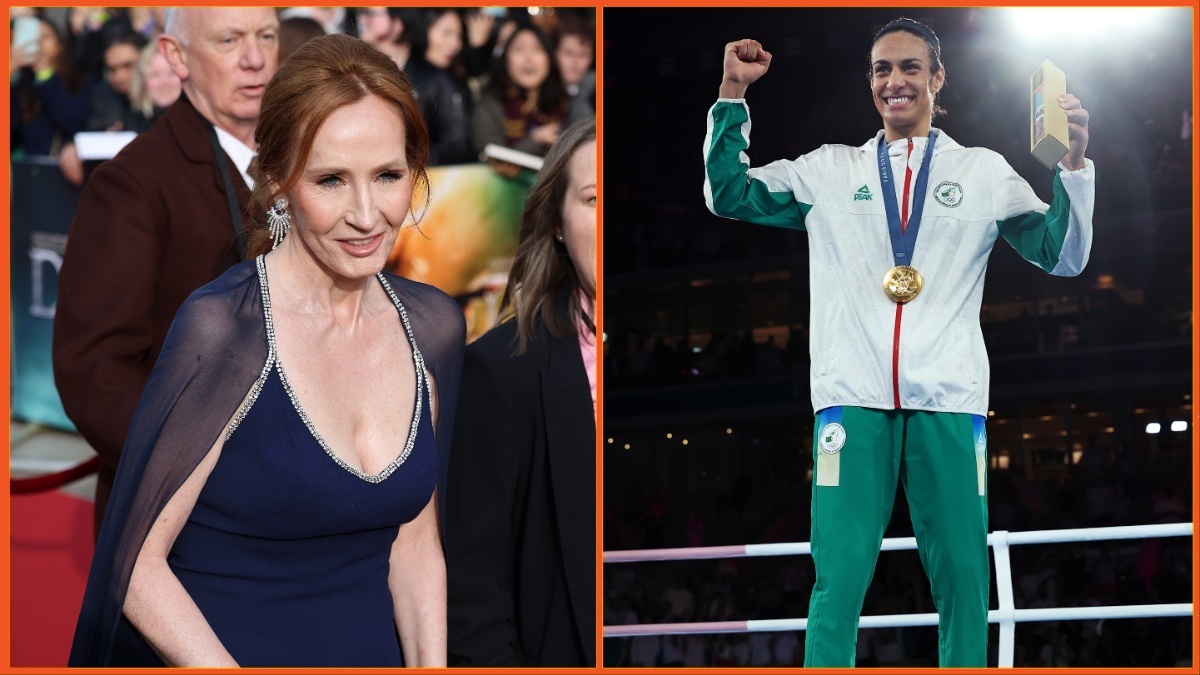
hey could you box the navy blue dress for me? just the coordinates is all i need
[117,266,437,667]
[72,257,467,667]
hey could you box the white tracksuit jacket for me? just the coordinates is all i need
[703,99,1095,416]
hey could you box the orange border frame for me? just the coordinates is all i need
[594,4,605,668]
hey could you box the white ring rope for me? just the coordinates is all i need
[604,522,1192,563]
[603,522,1194,668]
[604,604,1195,636]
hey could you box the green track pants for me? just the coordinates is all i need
[804,406,990,667]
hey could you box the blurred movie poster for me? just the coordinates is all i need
[10,157,80,431]
[387,164,528,343]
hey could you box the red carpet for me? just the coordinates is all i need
[11,489,94,666]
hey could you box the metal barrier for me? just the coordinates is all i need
[604,522,1194,667]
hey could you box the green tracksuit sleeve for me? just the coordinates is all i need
[993,154,1096,276]
[703,99,813,231]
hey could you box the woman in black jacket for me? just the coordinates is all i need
[408,9,472,165]
[446,119,596,667]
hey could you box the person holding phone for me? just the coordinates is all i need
[10,16,95,157]
[461,8,504,80]
[12,14,40,61]
[703,18,1094,666]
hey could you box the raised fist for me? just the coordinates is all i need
[720,39,772,99]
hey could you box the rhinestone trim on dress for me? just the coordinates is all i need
[226,255,426,484]
[225,256,278,441]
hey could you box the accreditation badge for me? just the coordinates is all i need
[816,422,845,487]
[818,423,846,454]
[975,424,988,496]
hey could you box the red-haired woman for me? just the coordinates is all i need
[70,34,464,667]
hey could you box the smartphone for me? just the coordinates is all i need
[13,16,39,60]
[480,7,508,19]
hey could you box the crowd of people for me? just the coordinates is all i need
[605,278,1193,391]
[604,425,1192,667]
[352,7,594,168]
[10,9,179,184]
[10,6,595,181]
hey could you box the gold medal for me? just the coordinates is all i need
[883,265,923,304]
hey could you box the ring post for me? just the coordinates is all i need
[990,530,1017,667]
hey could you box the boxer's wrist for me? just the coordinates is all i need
[719,79,748,100]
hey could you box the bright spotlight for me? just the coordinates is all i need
[1145,423,1161,434]
[1007,8,1167,40]
[1171,421,1188,432]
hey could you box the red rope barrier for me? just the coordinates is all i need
[11,456,100,494]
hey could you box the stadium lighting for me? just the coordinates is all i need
[1145,423,1161,434]
[1170,421,1187,432]
[1006,8,1168,40]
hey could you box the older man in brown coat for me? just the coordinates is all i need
[53,7,279,536]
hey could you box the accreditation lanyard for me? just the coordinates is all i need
[877,130,938,267]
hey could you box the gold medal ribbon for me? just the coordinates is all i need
[877,131,938,303]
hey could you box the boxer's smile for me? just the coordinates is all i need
[870,30,944,140]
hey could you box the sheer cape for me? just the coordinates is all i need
[68,258,466,665]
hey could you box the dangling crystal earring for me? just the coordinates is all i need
[267,198,291,250]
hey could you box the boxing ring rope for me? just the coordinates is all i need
[603,522,1193,667]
